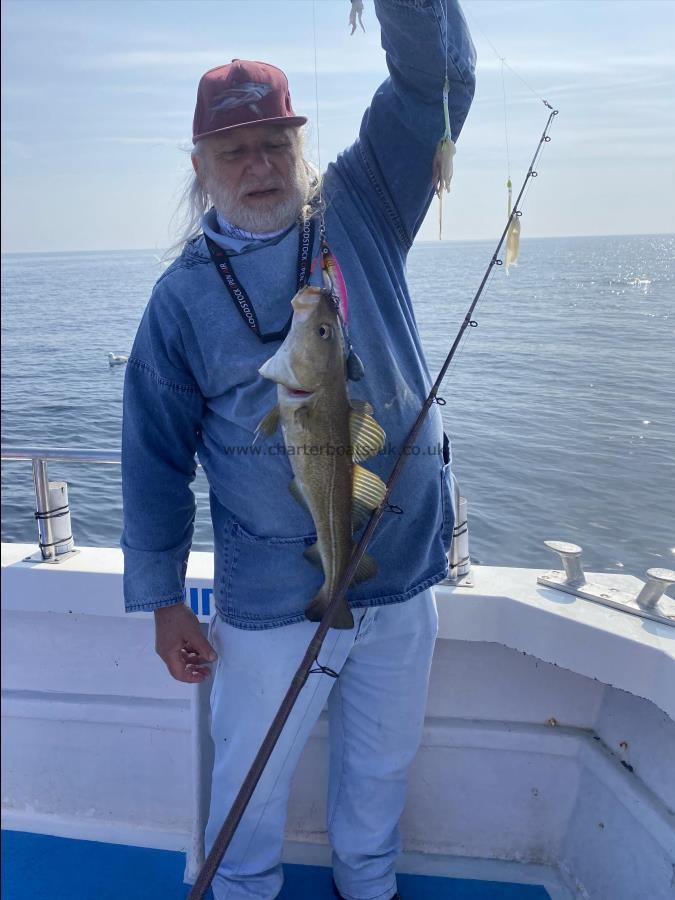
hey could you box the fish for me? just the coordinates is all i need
[257,286,386,629]
[209,82,272,120]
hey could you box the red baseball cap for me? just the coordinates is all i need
[192,59,307,143]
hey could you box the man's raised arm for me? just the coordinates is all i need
[348,0,476,248]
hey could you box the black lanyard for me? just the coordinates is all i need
[205,218,316,344]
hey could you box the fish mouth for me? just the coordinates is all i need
[259,348,316,396]
[279,384,315,400]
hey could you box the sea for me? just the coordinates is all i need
[2,233,673,579]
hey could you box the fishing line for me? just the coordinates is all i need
[444,0,449,83]
[466,18,544,273]
[497,49,519,270]
[311,0,326,232]
[431,1,456,239]
[465,8,553,110]
[501,60,512,182]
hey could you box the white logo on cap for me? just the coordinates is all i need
[210,82,273,121]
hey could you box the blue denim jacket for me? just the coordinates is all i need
[121,0,476,627]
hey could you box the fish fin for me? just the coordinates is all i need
[289,478,310,512]
[352,498,371,532]
[293,403,313,429]
[305,587,354,629]
[352,550,378,584]
[353,464,387,511]
[255,405,280,439]
[349,407,386,462]
[303,542,322,569]
[349,398,374,416]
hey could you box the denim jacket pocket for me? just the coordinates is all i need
[218,512,321,627]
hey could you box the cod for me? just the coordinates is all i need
[258,286,386,629]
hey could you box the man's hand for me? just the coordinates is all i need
[154,604,217,683]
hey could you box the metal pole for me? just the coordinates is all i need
[32,458,56,561]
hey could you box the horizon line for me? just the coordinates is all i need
[2,231,674,257]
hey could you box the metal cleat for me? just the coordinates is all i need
[543,540,585,586]
[636,568,675,611]
[538,542,675,629]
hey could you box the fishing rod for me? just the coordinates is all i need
[188,106,559,900]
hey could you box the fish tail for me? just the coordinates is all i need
[305,588,354,629]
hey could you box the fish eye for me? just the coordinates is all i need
[317,323,333,340]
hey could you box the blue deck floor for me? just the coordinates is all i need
[2,831,551,899]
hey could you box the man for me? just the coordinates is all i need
[122,2,475,898]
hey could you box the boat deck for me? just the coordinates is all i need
[2,831,551,899]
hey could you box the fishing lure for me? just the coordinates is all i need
[433,77,456,240]
[320,240,365,382]
[504,178,520,273]
[349,0,365,35]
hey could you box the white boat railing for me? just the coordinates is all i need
[1,447,123,465]
[1,447,131,562]
[1,446,473,582]
[1,445,474,572]
[3,445,671,627]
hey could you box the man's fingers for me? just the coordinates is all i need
[186,664,212,679]
[165,652,212,684]
[166,656,190,682]
[186,635,217,663]
[153,606,217,683]
[180,646,215,666]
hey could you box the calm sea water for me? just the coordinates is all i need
[2,234,673,578]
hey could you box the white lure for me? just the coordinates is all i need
[504,179,521,273]
[433,78,456,240]
[348,0,365,34]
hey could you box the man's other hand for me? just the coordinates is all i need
[154,604,217,683]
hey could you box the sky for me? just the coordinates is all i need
[1,0,674,253]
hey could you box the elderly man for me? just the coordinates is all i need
[122,1,475,898]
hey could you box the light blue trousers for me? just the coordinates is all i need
[205,589,438,900]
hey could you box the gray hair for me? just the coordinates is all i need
[164,127,321,262]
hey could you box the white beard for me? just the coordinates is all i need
[203,159,311,234]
